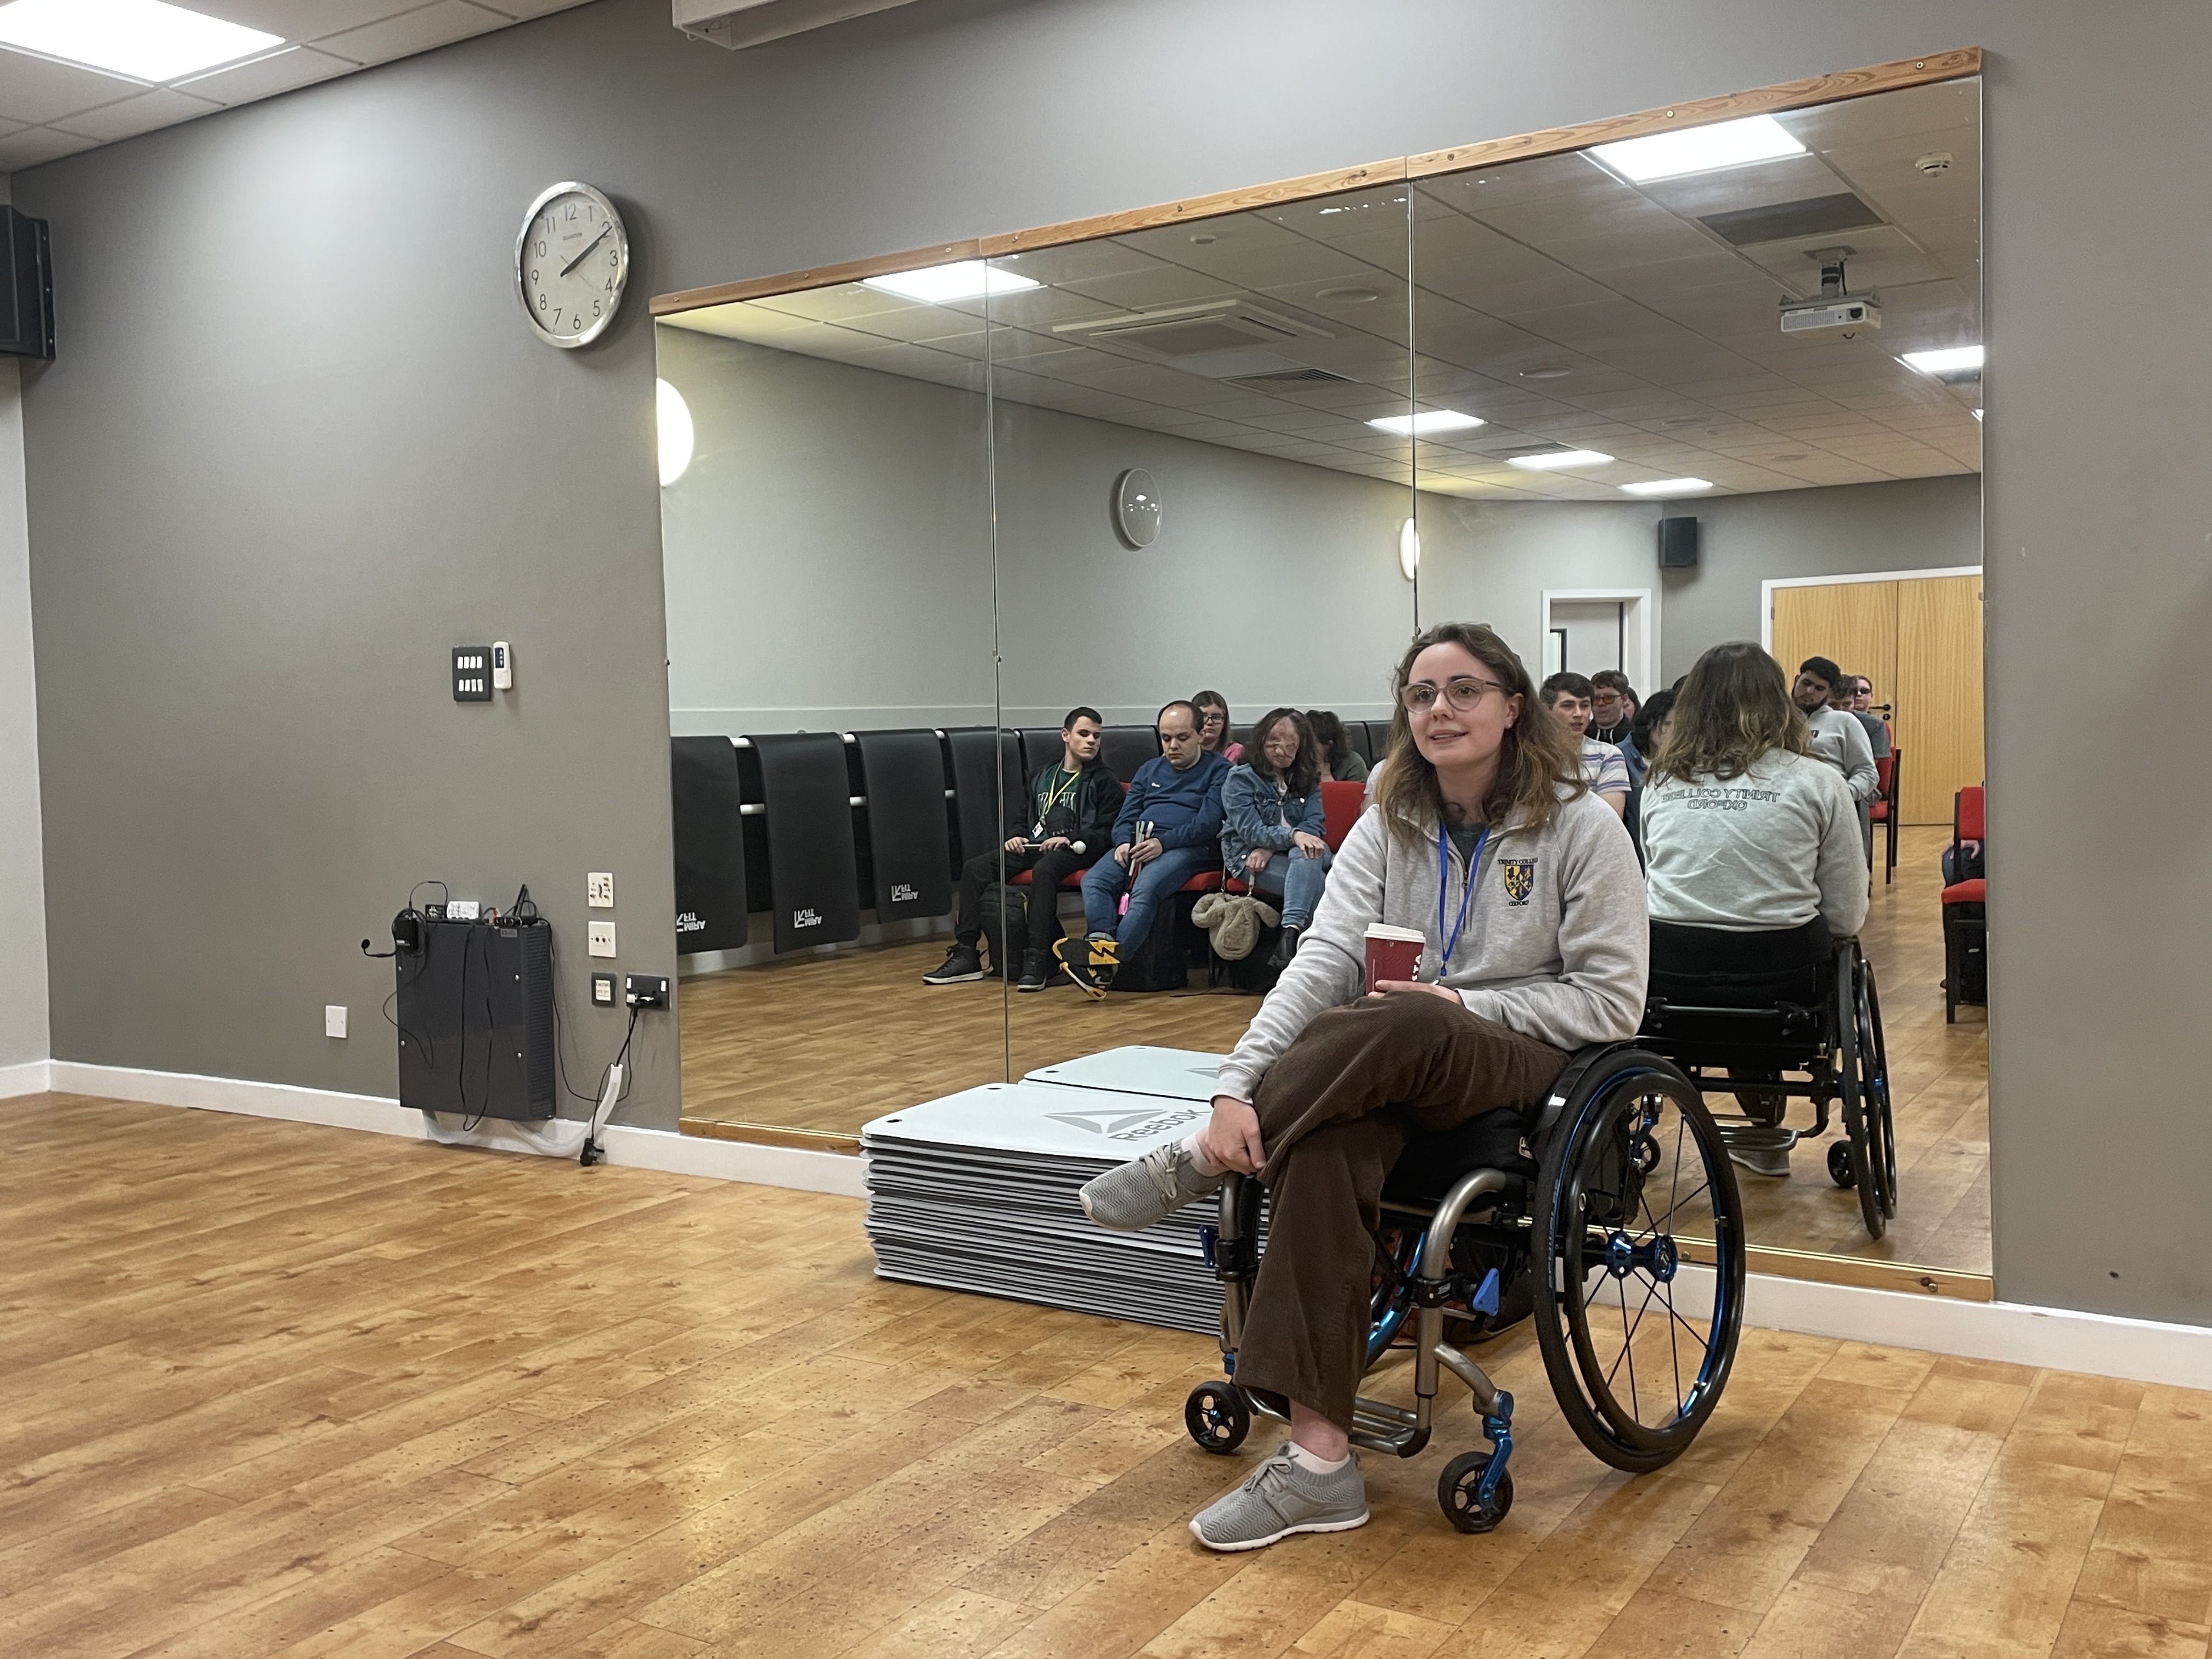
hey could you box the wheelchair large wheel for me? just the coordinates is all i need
[1859,963,1898,1220]
[1532,1054,1745,1474]
[1834,956,1886,1239]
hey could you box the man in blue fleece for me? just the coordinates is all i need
[1064,700,1229,993]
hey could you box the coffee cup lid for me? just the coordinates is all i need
[1364,923,1425,943]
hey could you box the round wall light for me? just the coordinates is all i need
[1398,517,1421,583]
[1114,469,1162,548]
[656,379,695,487]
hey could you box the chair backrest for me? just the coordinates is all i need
[1321,780,1365,850]
[1099,724,1160,783]
[1874,753,1894,798]
[1362,719,1395,766]
[1340,720,1375,764]
[670,737,749,952]
[748,732,862,953]
[947,727,1024,867]
[853,730,955,922]
[1018,727,1066,779]
[1955,783,1985,844]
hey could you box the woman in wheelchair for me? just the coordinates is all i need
[1639,642,1868,1036]
[1080,621,1651,1550]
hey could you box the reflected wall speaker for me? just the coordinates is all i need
[0,207,52,361]
[1658,516,1700,569]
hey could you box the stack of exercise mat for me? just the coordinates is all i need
[861,1046,1254,1334]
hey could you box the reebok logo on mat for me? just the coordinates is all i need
[1046,1107,1205,1141]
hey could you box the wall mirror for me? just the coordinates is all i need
[656,54,1988,1295]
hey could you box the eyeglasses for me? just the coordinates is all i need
[1400,676,1508,714]
[1591,691,1627,708]
[1197,711,1226,726]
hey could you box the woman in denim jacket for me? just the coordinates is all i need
[1222,707,1333,967]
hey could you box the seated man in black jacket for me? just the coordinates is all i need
[925,707,1121,991]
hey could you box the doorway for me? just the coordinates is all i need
[1541,588,1654,690]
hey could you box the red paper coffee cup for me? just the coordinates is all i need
[1364,923,1425,992]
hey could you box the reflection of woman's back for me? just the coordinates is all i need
[1640,642,1867,1010]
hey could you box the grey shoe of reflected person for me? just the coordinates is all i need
[1190,1444,1369,1552]
[1077,1139,1223,1231]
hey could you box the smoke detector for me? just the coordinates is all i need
[1915,151,1954,177]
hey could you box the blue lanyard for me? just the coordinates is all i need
[1436,823,1486,978]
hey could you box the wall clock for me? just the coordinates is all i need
[1113,469,1162,548]
[515,181,629,349]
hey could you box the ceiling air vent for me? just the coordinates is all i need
[1225,368,1355,390]
[1054,298,1335,378]
[1699,193,1884,247]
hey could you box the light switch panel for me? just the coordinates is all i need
[587,872,614,908]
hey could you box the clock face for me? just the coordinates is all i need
[516,182,628,349]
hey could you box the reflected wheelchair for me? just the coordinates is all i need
[1182,1043,1746,1534]
[1638,936,1896,1240]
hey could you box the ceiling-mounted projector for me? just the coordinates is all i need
[1779,249,1880,335]
[674,0,918,49]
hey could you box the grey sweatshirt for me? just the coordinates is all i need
[1214,787,1649,1104]
[1804,707,1877,803]
[1639,751,1868,937]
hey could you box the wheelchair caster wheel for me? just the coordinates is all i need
[1828,1140,1856,1188]
[1437,1452,1514,1533]
[1184,1380,1250,1454]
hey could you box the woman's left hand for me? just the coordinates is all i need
[1291,831,1328,859]
[1369,979,1462,1005]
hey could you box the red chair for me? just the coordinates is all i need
[1321,780,1365,851]
[1941,786,1985,1023]
[1869,749,1900,885]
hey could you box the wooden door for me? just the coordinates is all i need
[1894,574,1984,824]
[1770,580,1899,706]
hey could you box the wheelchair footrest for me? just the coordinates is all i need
[1712,1122,1798,1151]
[1478,1390,1516,1508]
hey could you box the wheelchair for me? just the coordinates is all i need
[1182,1043,1747,1534]
[1637,936,1896,1240]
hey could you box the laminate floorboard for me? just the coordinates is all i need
[680,828,1989,1272]
[0,1098,2188,1659]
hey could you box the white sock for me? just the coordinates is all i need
[1288,1442,1349,1473]
[1182,1133,1223,1177]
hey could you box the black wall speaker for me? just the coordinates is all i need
[0,207,52,362]
[1658,516,1700,569]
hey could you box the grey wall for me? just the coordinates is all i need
[0,357,47,1074]
[1421,474,1983,685]
[660,328,1416,736]
[16,0,2212,1323]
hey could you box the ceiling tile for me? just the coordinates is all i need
[173,45,355,105]
[0,49,140,127]
[0,125,99,168]
[204,1,437,36]
[52,88,223,143]
[315,1,509,66]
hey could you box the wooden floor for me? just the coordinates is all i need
[679,827,1989,1273]
[0,1094,2196,1659]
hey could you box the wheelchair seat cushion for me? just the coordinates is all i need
[1381,1106,1538,1206]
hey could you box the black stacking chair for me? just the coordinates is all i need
[1342,721,1376,765]
[1019,728,1068,781]
[946,727,1025,867]
[854,730,955,923]
[747,732,862,952]
[669,737,749,952]
[1099,724,1160,785]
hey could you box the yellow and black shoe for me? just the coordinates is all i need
[1055,934,1116,999]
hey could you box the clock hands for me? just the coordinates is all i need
[560,224,613,278]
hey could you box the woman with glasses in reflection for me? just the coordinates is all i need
[1080,622,1647,1553]
[1193,690,1243,763]
[1221,708,1333,968]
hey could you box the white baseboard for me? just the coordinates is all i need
[43,1060,866,1198]
[31,1060,2209,1386]
[0,1057,51,1098]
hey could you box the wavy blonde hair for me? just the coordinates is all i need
[1376,622,1584,844]
[1649,642,1810,785]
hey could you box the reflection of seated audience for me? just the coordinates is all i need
[1791,654,1878,860]
[1069,701,1231,988]
[1588,670,1643,782]
[925,707,1120,991]
[1305,709,1368,783]
[1641,644,1867,1013]
[1844,673,1891,760]
[1620,687,1677,855]
[1540,672,1631,816]
[1193,690,1243,763]
[1222,708,1333,968]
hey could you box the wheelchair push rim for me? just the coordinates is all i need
[1835,951,1886,1240]
[1533,1058,1746,1472]
[1859,963,1899,1220]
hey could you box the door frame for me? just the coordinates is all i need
[1760,566,1984,652]
[1541,588,1654,691]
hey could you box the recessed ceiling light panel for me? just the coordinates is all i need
[860,261,1041,303]
[1507,449,1613,471]
[1590,114,1807,183]
[1898,345,1984,379]
[1367,409,1484,436]
[0,0,283,82]
[1620,477,1714,497]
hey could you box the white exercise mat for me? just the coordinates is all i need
[1021,1045,1226,1103]
[865,1079,1209,1159]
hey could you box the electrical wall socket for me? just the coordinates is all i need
[587,871,614,908]
[591,972,617,1006]
[325,1005,347,1039]
[587,921,617,957]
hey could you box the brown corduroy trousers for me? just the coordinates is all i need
[1237,991,1570,1430]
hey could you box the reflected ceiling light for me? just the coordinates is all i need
[0,0,282,81]
[1368,409,1484,436]
[656,380,695,487]
[1590,114,1806,183]
[1398,518,1421,583]
[1508,449,1613,471]
[1898,344,1984,379]
[1972,409,1984,421]
[860,261,1040,303]
[1316,286,1380,304]
[1620,477,1713,497]
[1519,366,1573,380]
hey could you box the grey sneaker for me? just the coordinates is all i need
[1077,1139,1222,1231]
[1190,1444,1368,1552]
